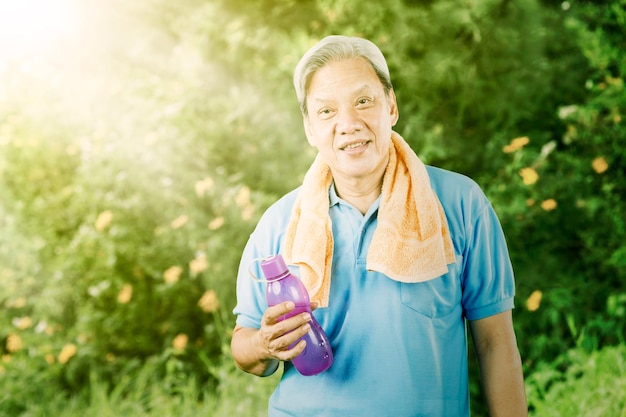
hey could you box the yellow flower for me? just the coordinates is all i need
[6,334,23,353]
[208,217,225,230]
[45,353,56,365]
[591,156,608,174]
[241,204,255,221]
[235,186,251,208]
[117,284,133,304]
[541,199,557,211]
[9,297,27,308]
[95,210,114,231]
[58,344,77,364]
[13,317,33,330]
[189,256,209,276]
[195,177,215,197]
[503,136,530,153]
[198,290,220,313]
[519,167,539,185]
[172,333,188,351]
[163,266,183,284]
[526,290,543,312]
[170,215,189,229]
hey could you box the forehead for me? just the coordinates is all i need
[307,57,382,99]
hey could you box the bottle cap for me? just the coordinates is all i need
[260,255,289,281]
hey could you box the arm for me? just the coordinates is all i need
[231,301,313,377]
[469,310,528,417]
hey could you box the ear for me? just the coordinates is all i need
[303,115,316,147]
[388,89,399,127]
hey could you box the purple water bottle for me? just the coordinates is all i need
[260,254,333,376]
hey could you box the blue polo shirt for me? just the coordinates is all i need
[234,165,515,417]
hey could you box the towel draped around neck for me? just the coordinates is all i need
[282,131,456,307]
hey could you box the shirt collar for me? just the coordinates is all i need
[329,181,341,207]
[328,181,382,218]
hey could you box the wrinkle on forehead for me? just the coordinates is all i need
[309,84,379,105]
[306,58,384,104]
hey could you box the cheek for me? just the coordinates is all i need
[304,119,319,146]
[307,121,334,143]
[304,125,315,146]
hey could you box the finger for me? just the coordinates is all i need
[257,311,311,360]
[265,311,311,344]
[280,339,307,361]
[281,311,311,329]
[271,325,310,360]
[262,301,296,325]
[263,317,311,358]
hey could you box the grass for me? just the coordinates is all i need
[0,350,280,417]
[3,344,626,416]
[527,344,626,417]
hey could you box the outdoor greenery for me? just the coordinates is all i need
[0,0,624,416]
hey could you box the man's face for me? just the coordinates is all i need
[304,57,399,183]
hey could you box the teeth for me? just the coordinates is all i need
[343,141,367,150]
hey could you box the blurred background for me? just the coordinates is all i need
[0,0,624,415]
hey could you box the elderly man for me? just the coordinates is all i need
[231,35,527,417]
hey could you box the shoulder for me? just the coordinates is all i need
[261,187,300,218]
[252,187,301,236]
[426,165,489,211]
[425,165,495,248]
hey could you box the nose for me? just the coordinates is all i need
[336,106,363,135]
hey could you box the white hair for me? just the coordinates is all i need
[293,35,393,115]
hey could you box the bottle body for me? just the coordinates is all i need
[261,255,333,376]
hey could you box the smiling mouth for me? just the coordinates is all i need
[340,141,369,151]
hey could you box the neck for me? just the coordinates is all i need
[333,174,383,215]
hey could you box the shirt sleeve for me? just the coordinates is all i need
[461,196,516,321]
[232,190,298,329]
[232,232,270,329]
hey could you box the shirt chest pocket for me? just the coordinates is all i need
[400,256,463,319]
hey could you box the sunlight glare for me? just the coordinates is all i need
[0,0,81,61]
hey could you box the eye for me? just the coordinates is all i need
[356,97,373,107]
[317,107,335,120]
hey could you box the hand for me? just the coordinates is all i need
[255,301,313,362]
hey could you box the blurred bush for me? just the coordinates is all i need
[483,0,626,366]
[526,344,626,416]
[0,0,311,403]
[0,0,624,414]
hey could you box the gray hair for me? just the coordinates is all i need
[293,35,393,115]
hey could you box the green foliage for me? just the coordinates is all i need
[0,0,625,415]
[526,345,626,416]
[1,0,310,403]
[0,352,61,416]
[0,347,275,417]
[483,0,626,369]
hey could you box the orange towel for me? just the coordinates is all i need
[283,131,456,307]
